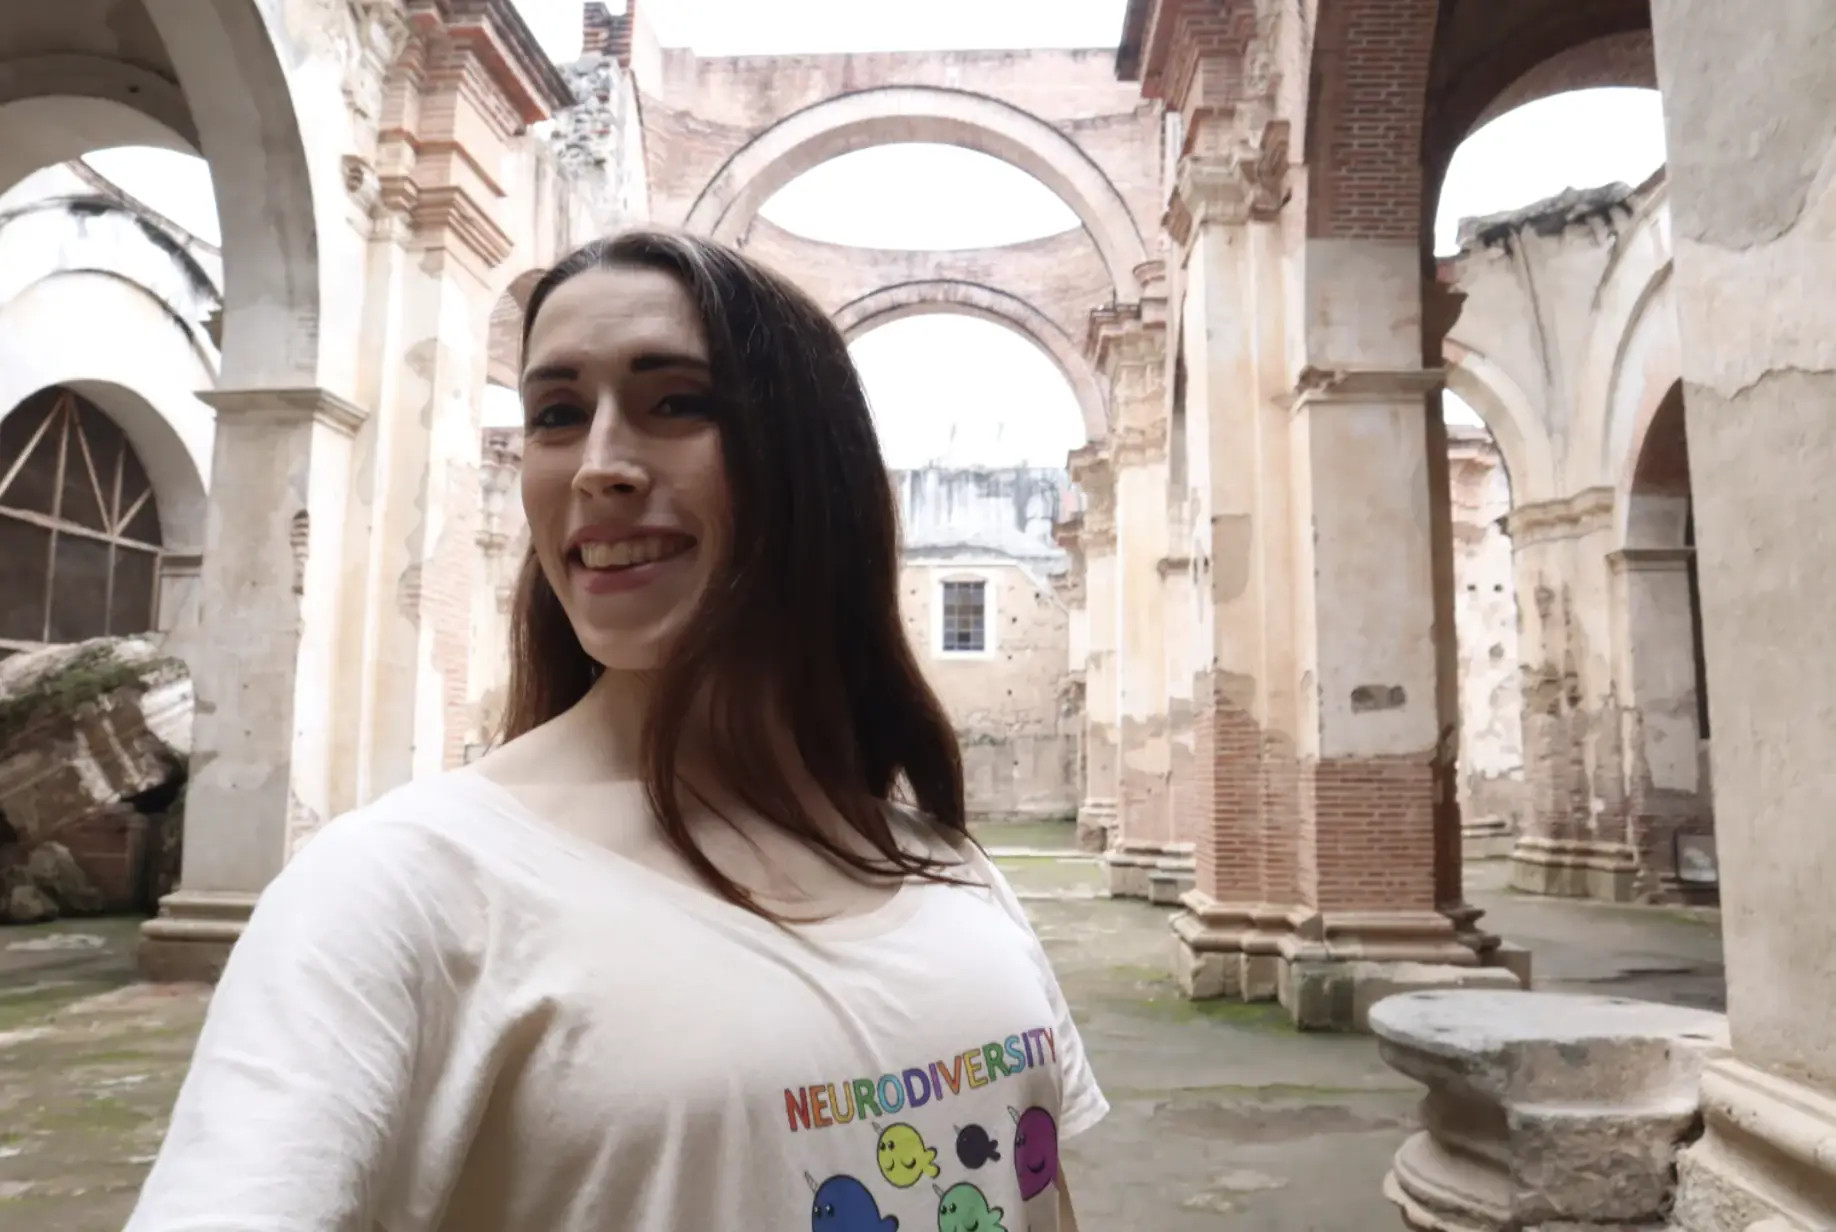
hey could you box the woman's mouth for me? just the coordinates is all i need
[571,533,696,593]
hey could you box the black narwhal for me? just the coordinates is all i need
[954,1123,1002,1170]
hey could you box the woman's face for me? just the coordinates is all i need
[519,264,730,672]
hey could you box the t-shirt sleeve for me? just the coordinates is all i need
[125,809,473,1232]
[967,843,1111,1140]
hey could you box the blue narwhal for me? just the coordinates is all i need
[809,1173,900,1232]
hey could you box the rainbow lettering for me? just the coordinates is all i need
[783,1027,1057,1133]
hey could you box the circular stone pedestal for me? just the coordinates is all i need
[1370,990,1729,1231]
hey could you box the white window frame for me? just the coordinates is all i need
[931,569,998,660]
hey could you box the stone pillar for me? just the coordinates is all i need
[1650,2,1836,1223]
[1092,288,1190,902]
[1609,547,1712,901]
[139,389,365,981]
[1067,446,1119,854]
[1375,990,1730,1231]
[333,0,575,806]
[1505,490,1637,901]
[1168,152,1287,1003]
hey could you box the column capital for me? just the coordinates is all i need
[198,387,370,437]
[1167,116,1292,247]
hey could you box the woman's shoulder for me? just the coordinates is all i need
[276,770,508,901]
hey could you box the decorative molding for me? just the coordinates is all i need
[1506,487,1616,547]
[1608,547,1695,574]
[1291,366,1447,407]
[199,387,370,437]
[1167,117,1291,246]
[1112,419,1170,468]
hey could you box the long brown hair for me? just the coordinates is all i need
[500,229,969,919]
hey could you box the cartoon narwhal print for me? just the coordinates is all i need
[874,1121,941,1189]
[954,1123,1002,1170]
[808,1172,899,1232]
[1009,1105,1061,1200]
[934,1181,1008,1232]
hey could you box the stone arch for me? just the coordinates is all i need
[1422,1,1654,228]
[139,0,322,390]
[0,270,213,549]
[835,280,1105,444]
[1442,339,1557,505]
[0,383,191,655]
[0,55,199,193]
[681,86,1149,301]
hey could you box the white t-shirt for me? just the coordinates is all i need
[127,769,1108,1232]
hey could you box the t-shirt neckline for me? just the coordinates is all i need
[446,767,947,945]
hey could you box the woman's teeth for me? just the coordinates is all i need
[577,535,690,570]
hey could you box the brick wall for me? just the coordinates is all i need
[1306,754,1437,912]
[1308,0,1441,242]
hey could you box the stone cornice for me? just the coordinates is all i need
[200,387,370,437]
[1112,419,1170,468]
[407,0,576,125]
[1167,117,1290,246]
[1505,487,1616,546]
[1608,546,1695,574]
[1290,366,1446,408]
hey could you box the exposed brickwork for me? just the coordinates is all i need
[639,47,1163,249]
[1200,687,1263,902]
[1469,30,1655,134]
[1305,754,1438,912]
[1259,727,1302,906]
[741,219,1112,354]
[1307,0,1439,242]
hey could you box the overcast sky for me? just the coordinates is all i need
[85,0,1666,466]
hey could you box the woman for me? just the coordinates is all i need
[127,230,1107,1232]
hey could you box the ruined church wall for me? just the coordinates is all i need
[1448,429,1525,841]
[893,467,1076,821]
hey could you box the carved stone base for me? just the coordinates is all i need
[1170,892,1527,1031]
[1511,835,1639,902]
[1101,840,1192,902]
[1672,1058,1836,1231]
[1374,990,1729,1231]
[138,889,257,983]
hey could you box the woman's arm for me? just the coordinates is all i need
[1059,1168,1082,1231]
[126,814,470,1232]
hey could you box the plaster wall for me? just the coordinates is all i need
[893,466,1075,821]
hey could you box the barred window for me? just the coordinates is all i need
[940,580,986,653]
[0,386,164,661]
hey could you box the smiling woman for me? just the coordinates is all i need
[124,230,1106,1232]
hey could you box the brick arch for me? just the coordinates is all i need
[1441,341,1556,507]
[680,86,1149,301]
[1422,0,1653,227]
[1305,0,1442,242]
[833,280,1105,443]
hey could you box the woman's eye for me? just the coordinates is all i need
[528,403,587,430]
[655,392,718,420]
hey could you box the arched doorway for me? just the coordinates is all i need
[0,385,164,661]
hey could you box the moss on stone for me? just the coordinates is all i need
[0,644,183,746]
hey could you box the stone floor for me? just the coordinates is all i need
[0,842,1726,1230]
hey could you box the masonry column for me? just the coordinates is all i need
[1273,227,1522,1027]
[1503,490,1636,900]
[1651,1,1836,1222]
[335,1,576,803]
[1093,286,1187,901]
[1066,446,1119,853]
[139,389,364,981]
[1609,547,1712,901]
[1166,146,1287,1002]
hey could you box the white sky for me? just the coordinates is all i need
[80,1,1668,466]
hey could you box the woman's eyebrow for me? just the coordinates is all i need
[629,352,711,374]
[521,363,578,390]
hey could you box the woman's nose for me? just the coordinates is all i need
[574,413,651,497]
